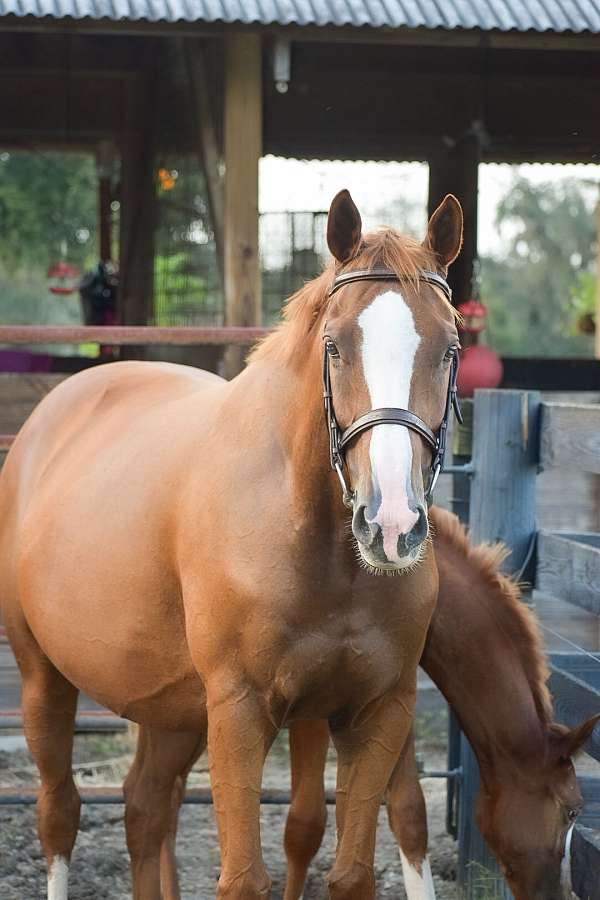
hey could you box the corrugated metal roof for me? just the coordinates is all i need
[1,0,600,33]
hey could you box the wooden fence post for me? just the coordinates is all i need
[458,389,541,898]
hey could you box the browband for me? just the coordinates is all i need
[329,267,452,303]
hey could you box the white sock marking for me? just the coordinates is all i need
[400,850,436,900]
[48,855,69,900]
[358,290,422,562]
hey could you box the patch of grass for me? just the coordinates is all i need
[463,861,506,900]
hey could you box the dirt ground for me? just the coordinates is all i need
[0,689,458,899]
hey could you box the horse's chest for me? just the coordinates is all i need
[269,621,407,718]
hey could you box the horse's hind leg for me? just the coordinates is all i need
[158,738,205,900]
[283,720,329,900]
[123,724,206,900]
[17,635,80,899]
[385,728,435,900]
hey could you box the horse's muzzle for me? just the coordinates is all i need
[352,503,428,569]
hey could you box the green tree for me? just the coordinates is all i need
[0,151,98,275]
[480,176,597,357]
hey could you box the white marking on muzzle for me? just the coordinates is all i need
[358,290,421,563]
[560,825,574,897]
[400,850,436,900]
[48,855,69,900]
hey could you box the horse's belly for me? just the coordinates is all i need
[18,527,207,731]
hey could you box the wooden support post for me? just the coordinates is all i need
[97,141,114,264]
[184,38,224,286]
[469,389,541,572]
[118,72,158,327]
[99,176,112,264]
[457,388,541,899]
[223,33,262,378]
[428,135,479,306]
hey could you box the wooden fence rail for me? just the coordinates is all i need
[0,325,269,346]
[540,401,600,475]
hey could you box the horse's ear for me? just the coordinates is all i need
[551,713,600,762]
[425,194,463,268]
[327,189,363,264]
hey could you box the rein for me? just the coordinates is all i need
[323,267,463,509]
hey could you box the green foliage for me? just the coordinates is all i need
[480,176,597,358]
[154,252,221,326]
[153,159,222,325]
[568,270,596,333]
[0,151,98,275]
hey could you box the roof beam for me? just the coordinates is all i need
[2,16,600,52]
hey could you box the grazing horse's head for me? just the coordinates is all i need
[475,714,600,900]
[323,189,463,573]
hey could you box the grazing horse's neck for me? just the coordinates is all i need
[422,536,550,784]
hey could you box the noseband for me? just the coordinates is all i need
[323,267,463,509]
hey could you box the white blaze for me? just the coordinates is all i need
[358,290,421,563]
[400,850,436,900]
[48,855,69,900]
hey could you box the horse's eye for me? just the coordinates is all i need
[444,344,460,361]
[326,340,340,358]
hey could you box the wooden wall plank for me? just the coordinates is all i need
[537,531,600,616]
[0,374,66,434]
[540,402,600,475]
[549,661,600,763]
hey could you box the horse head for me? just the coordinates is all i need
[475,713,600,899]
[323,188,463,573]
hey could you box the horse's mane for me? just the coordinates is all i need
[430,507,553,725]
[249,228,450,365]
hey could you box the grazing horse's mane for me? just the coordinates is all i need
[250,228,450,365]
[430,507,553,725]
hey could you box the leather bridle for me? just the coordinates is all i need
[323,266,463,509]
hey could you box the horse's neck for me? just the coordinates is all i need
[422,546,548,779]
[234,348,340,519]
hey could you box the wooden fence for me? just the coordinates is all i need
[453,390,600,899]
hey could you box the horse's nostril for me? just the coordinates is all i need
[405,506,428,550]
[352,504,379,547]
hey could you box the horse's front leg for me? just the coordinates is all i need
[328,683,416,900]
[206,673,277,899]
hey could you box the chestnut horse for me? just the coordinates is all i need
[283,508,600,900]
[1,191,464,900]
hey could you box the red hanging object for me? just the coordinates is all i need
[47,261,80,296]
[456,298,503,398]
